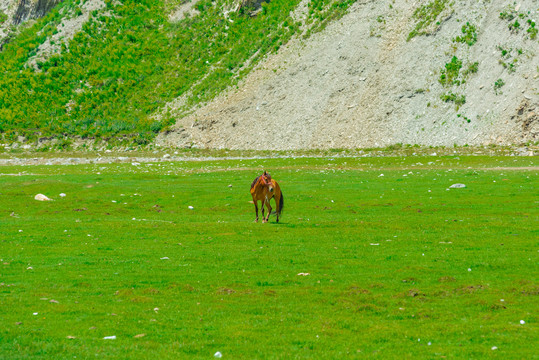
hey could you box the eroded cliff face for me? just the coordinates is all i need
[0,0,63,46]
[0,1,17,45]
[12,0,64,25]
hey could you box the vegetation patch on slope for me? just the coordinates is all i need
[407,0,454,41]
[0,0,359,146]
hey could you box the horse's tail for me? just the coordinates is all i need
[271,193,284,216]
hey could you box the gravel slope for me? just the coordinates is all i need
[157,0,539,150]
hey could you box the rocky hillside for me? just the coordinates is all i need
[158,0,539,149]
[1,0,538,150]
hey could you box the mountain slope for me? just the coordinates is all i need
[158,0,539,149]
[0,0,537,150]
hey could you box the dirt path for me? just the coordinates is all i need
[1,160,537,174]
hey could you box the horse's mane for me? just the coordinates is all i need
[251,173,271,189]
[250,175,261,189]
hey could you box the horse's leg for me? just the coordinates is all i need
[265,198,272,223]
[253,200,259,223]
[261,200,266,223]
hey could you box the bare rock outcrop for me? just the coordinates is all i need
[1,0,63,48]
[12,0,64,25]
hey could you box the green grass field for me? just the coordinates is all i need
[0,155,537,358]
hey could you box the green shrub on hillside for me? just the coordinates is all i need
[0,11,8,24]
[462,61,478,76]
[303,0,358,38]
[407,0,453,41]
[527,19,537,39]
[439,56,462,86]
[494,78,505,95]
[453,22,477,46]
[440,91,466,109]
[499,4,537,39]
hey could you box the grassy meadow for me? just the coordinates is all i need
[0,155,537,358]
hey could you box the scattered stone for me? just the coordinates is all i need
[449,183,466,188]
[34,194,52,201]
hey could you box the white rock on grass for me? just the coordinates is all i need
[449,183,466,188]
[35,194,52,201]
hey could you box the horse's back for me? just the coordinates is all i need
[251,181,265,200]
[271,179,281,192]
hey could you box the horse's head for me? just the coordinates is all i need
[262,171,274,192]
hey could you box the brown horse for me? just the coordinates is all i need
[250,171,283,223]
